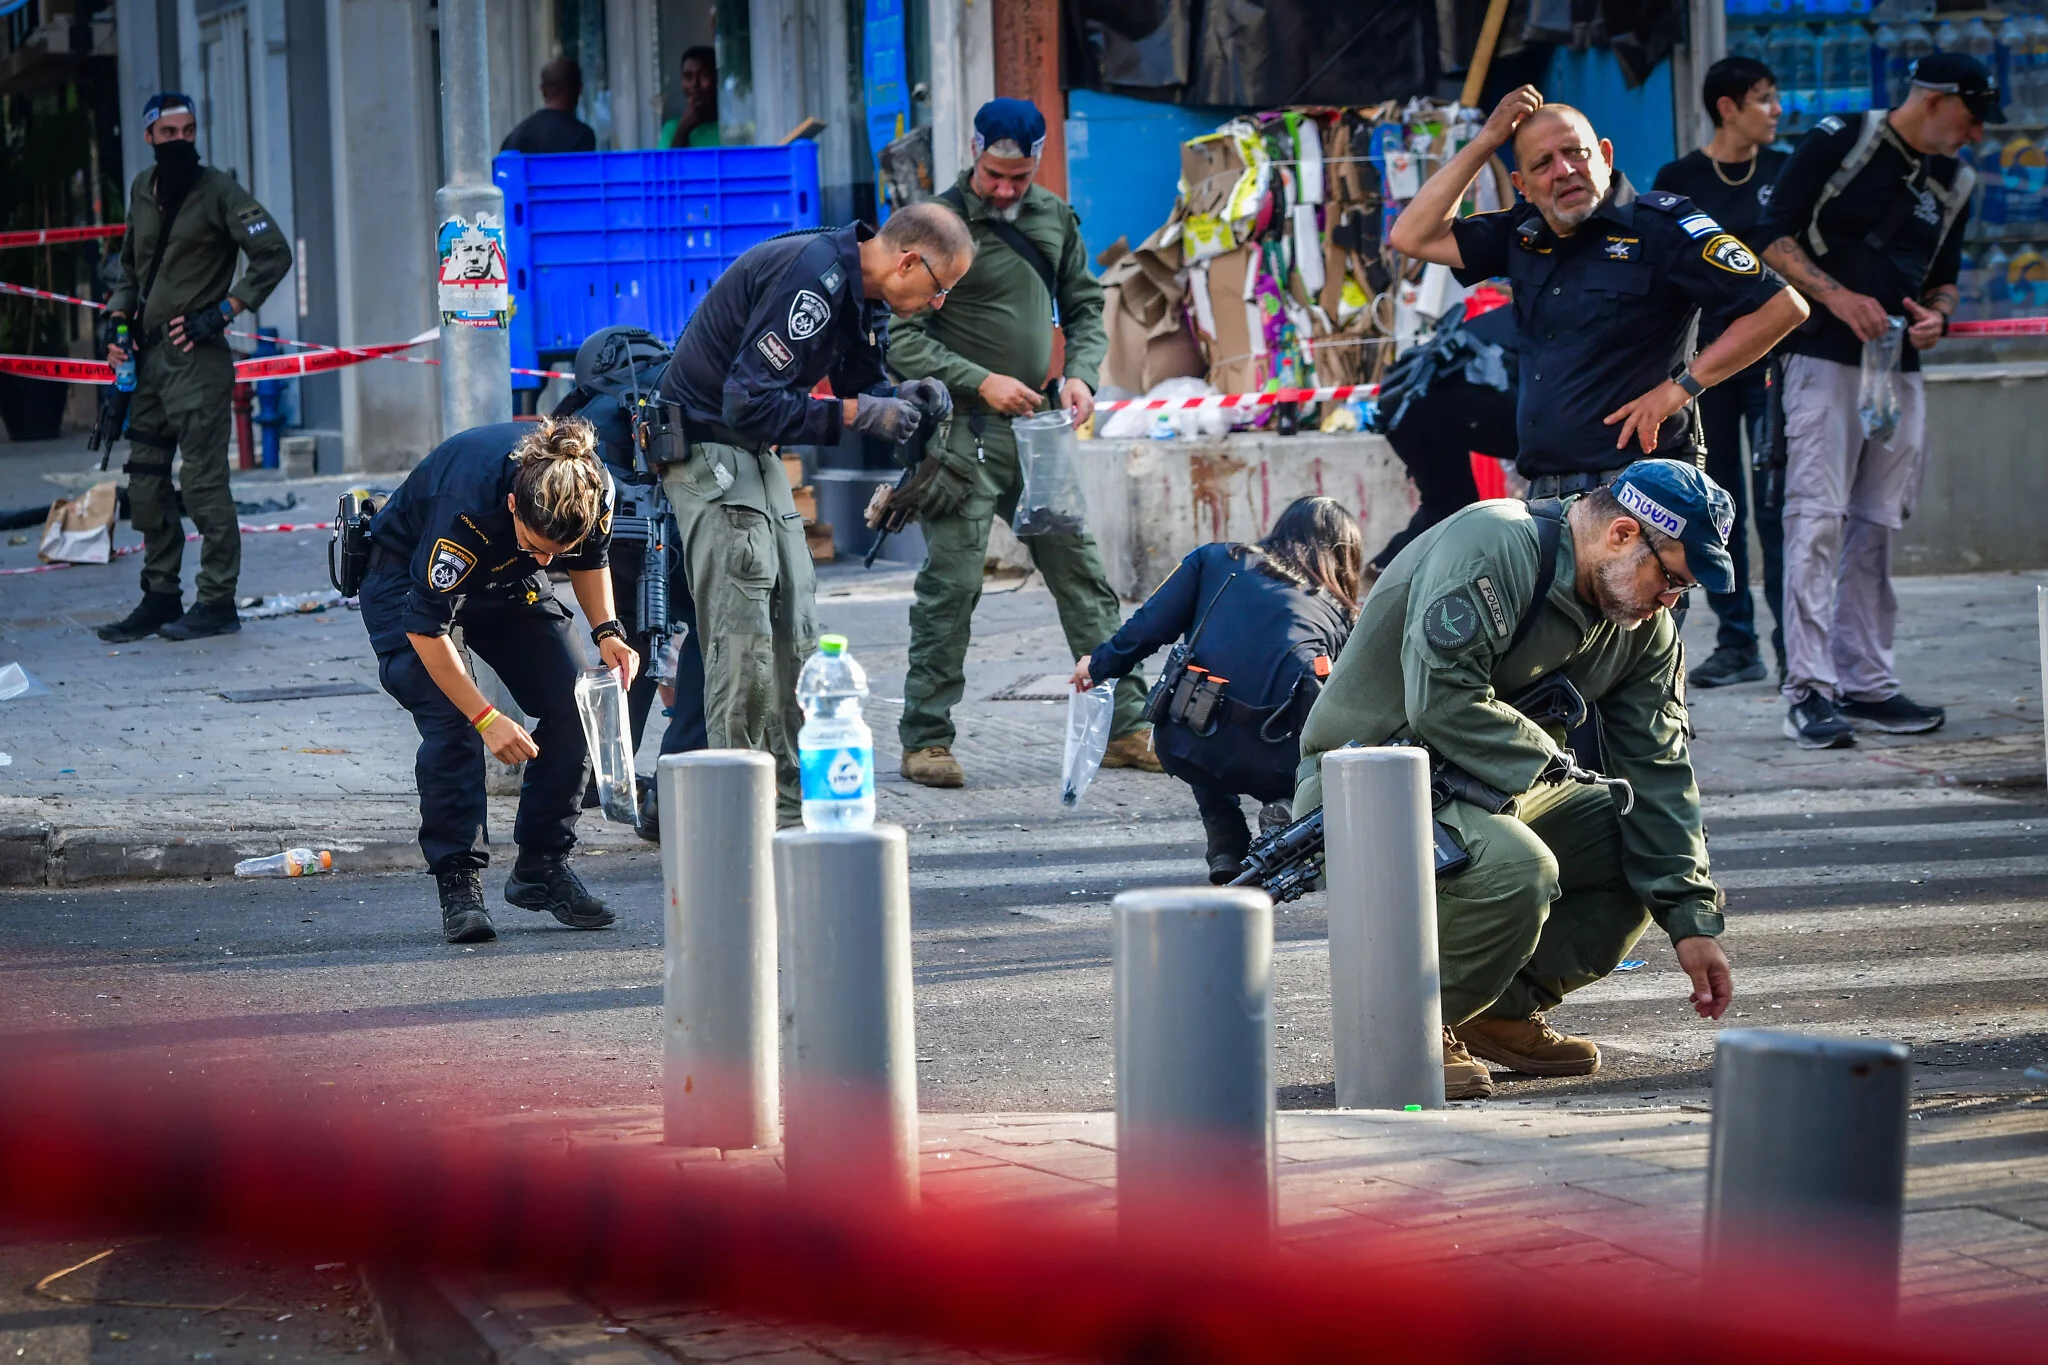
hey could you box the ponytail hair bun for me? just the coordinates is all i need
[511,416,608,548]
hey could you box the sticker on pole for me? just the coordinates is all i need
[436,213,510,329]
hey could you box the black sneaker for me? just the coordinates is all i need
[437,868,496,944]
[633,775,661,844]
[505,856,616,929]
[1839,693,1946,734]
[1688,647,1768,689]
[1783,694,1857,750]
[157,599,242,640]
[98,591,184,643]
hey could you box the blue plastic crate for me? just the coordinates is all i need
[494,143,822,383]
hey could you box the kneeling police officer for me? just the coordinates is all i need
[360,416,636,944]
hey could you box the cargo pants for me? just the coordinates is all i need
[662,439,818,821]
[126,342,240,604]
[899,411,1147,753]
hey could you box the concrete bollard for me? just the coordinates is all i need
[659,751,779,1150]
[1114,887,1275,1242]
[776,825,918,1209]
[1322,747,1444,1110]
[1706,1030,1910,1305]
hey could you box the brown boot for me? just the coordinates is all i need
[1100,729,1164,772]
[900,745,964,788]
[1443,1027,1494,1100]
[1453,1013,1601,1077]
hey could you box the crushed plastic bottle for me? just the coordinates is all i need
[797,634,874,831]
[235,848,334,878]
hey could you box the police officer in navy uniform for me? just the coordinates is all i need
[646,203,975,820]
[361,416,635,945]
[1390,87,1810,498]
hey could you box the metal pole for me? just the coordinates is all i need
[1706,1030,1910,1306]
[434,0,511,435]
[660,751,779,1150]
[776,826,918,1209]
[1323,747,1444,1110]
[1114,888,1274,1243]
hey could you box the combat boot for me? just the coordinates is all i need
[633,774,660,844]
[1454,1012,1601,1076]
[158,599,242,640]
[98,591,184,643]
[1443,1027,1494,1100]
[504,855,616,929]
[1201,808,1252,885]
[901,745,964,788]
[437,867,496,945]
[1100,729,1164,772]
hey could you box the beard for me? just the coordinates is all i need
[1592,544,1662,629]
[991,200,1023,222]
[1546,180,1599,232]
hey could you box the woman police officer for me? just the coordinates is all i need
[1071,497,1364,882]
[360,415,638,945]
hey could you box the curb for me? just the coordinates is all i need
[367,1267,672,1365]
[0,824,421,888]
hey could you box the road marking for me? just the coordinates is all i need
[1710,818,2042,852]
[1717,855,2048,889]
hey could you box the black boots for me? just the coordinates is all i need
[1202,809,1253,886]
[98,591,184,643]
[158,599,243,640]
[504,855,616,929]
[438,868,496,944]
[633,774,660,844]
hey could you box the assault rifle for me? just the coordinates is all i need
[607,470,683,667]
[1231,675,1635,905]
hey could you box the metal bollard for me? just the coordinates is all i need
[659,751,779,1150]
[1706,1030,1910,1305]
[2038,585,2046,790]
[776,826,918,1209]
[1114,888,1274,1242]
[1322,747,1444,1109]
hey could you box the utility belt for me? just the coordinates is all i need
[635,401,763,469]
[1522,468,1625,501]
[1145,656,1310,746]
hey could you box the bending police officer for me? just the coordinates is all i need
[360,417,634,945]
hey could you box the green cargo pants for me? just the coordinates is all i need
[126,343,239,604]
[662,439,818,821]
[900,411,1146,753]
[1433,778,1654,1026]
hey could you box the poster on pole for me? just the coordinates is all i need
[436,213,510,329]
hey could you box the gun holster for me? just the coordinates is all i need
[1165,665,1229,736]
[329,489,385,597]
[635,401,687,471]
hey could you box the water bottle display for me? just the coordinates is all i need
[1821,22,1872,113]
[797,634,874,831]
[1769,23,1823,132]
[1891,20,1934,106]
[1983,243,2012,319]
[234,848,335,878]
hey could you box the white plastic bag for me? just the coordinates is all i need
[1060,682,1116,808]
[573,666,639,824]
[1858,315,1907,442]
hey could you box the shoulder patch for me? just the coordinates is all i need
[235,204,268,224]
[1472,576,1511,638]
[1817,115,1846,135]
[819,260,846,294]
[1637,190,1686,212]
[1701,233,1760,275]
[787,289,832,340]
[754,331,795,371]
[427,538,477,593]
[1676,212,1722,240]
[1423,589,1484,652]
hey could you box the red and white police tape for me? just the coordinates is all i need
[0,224,127,249]
[1093,384,1378,414]
[0,520,332,577]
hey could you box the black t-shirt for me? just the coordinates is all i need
[1754,113,1969,372]
[1653,146,1790,347]
[500,108,598,155]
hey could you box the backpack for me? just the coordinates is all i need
[1804,110,1975,261]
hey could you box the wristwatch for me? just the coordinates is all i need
[590,619,626,647]
[1673,369,1706,400]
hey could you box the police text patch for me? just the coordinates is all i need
[1614,481,1687,537]
[754,331,795,370]
[243,219,271,237]
[1701,233,1759,275]
[1423,589,1483,651]
[1677,213,1721,240]
[787,289,832,340]
[1473,576,1510,638]
[427,538,477,593]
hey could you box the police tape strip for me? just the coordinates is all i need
[1093,384,1378,414]
[0,224,127,249]
[0,521,333,576]
[1946,316,2048,337]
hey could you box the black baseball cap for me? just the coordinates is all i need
[1909,53,2006,124]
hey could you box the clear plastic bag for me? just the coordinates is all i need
[1858,315,1907,442]
[573,666,639,824]
[1060,682,1116,808]
[1012,409,1088,537]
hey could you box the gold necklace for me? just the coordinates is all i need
[1710,150,1758,186]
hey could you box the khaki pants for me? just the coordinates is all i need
[1778,354,1927,703]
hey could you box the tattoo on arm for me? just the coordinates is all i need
[1762,236,1843,298]
[1923,283,1958,316]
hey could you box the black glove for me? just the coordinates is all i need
[851,393,921,443]
[894,377,953,422]
[174,303,232,347]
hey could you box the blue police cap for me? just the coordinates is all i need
[972,98,1047,159]
[1609,460,1737,596]
[143,92,195,129]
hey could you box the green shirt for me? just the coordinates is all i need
[659,120,722,149]
[1298,498,1723,943]
[108,166,292,334]
[887,172,1106,404]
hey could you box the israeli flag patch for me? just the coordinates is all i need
[1817,115,1846,134]
[1677,213,1721,240]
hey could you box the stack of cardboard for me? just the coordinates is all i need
[782,453,835,563]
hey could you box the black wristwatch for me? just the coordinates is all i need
[1673,369,1706,400]
[591,619,626,646]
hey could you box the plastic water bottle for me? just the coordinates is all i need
[1963,17,2000,96]
[1871,24,1897,107]
[1771,24,1822,133]
[796,633,874,831]
[1822,23,1870,113]
[113,324,135,393]
[1955,246,1983,322]
[1979,135,2008,235]
[234,847,334,878]
[1892,21,1934,105]
[1983,243,2012,320]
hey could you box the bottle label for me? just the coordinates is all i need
[801,745,873,802]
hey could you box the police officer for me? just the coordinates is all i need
[649,203,974,820]
[1389,88,1809,498]
[360,416,633,945]
[1070,498,1361,883]
[99,92,293,643]
[1295,461,1738,1100]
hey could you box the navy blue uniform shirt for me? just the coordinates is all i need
[1653,145,1791,352]
[362,422,613,653]
[657,223,892,446]
[1450,173,1787,477]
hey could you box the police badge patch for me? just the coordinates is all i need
[1701,233,1760,275]
[755,331,795,370]
[1423,589,1483,651]
[787,289,832,340]
[427,538,477,593]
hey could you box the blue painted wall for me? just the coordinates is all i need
[1540,48,1678,192]
[1064,89,1238,266]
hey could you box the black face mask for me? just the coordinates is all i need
[152,137,202,203]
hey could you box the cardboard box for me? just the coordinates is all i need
[782,454,805,487]
[792,486,818,523]
[1203,244,1261,399]
[805,521,836,564]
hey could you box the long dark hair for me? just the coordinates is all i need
[1254,497,1365,614]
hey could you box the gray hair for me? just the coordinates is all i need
[876,201,976,271]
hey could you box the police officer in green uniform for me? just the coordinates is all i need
[882,98,1157,789]
[99,92,293,644]
[1296,461,1739,1100]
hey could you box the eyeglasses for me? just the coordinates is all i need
[1636,526,1694,598]
[915,255,952,301]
